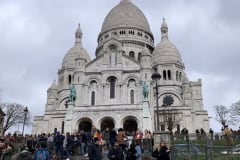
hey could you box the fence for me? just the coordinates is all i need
[170,134,240,160]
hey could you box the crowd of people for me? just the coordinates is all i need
[3,125,238,160]
[0,125,238,160]
[0,126,171,160]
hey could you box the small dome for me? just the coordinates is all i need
[101,0,151,33]
[62,24,90,68]
[62,44,90,68]
[152,19,182,65]
[152,39,182,64]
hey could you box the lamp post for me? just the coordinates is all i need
[151,68,161,131]
[22,107,28,136]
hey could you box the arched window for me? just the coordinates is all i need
[128,79,136,88]
[161,124,165,131]
[176,71,179,81]
[179,72,182,81]
[61,121,65,134]
[130,90,134,104]
[91,91,95,105]
[68,75,71,84]
[168,70,171,80]
[138,53,141,61]
[109,78,116,99]
[129,51,135,58]
[163,70,167,80]
[177,124,180,132]
[90,80,97,88]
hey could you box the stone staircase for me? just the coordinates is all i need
[70,156,89,160]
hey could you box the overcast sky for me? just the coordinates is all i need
[0,0,240,133]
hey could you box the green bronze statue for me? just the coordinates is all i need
[69,84,76,103]
[142,81,149,100]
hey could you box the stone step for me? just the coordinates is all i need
[70,156,89,160]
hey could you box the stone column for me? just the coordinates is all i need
[64,102,74,133]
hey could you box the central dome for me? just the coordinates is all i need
[101,0,151,33]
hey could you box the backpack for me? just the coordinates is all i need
[36,150,47,160]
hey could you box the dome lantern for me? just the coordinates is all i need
[161,18,168,40]
[75,23,82,45]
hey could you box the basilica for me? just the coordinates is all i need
[32,0,209,134]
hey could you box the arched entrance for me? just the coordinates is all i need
[100,117,115,131]
[78,118,92,132]
[123,118,138,133]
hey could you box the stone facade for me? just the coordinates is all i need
[32,0,209,134]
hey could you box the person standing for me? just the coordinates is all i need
[135,140,142,160]
[16,145,33,160]
[109,129,117,149]
[126,143,137,160]
[108,141,124,160]
[79,130,87,156]
[102,128,110,148]
[88,137,102,160]
[222,125,234,146]
[152,142,170,160]
[34,142,51,160]
[54,131,65,159]
[117,128,126,152]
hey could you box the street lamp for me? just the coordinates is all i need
[151,67,161,131]
[22,106,28,136]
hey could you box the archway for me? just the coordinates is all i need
[100,117,115,131]
[78,118,92,132]
[123,118,138,133]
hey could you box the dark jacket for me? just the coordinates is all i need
[88,142,102,160]
[16,150,32,160]
[54,134,65,146]
[108,147,124,160]
[126,145,137,160]
[152,146,170,160]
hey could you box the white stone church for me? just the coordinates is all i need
[32,0,209,134]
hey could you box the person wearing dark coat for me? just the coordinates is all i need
[152,142,170,160]
[54,131,65,159]
[108,141,124,160]
[126,143,137,160]
[88,137,102,160]
[16,146,32,160]
[109,129,117,149]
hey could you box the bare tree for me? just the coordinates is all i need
[229,100,240,124]
[214,105,233,127]
[0,103,31,135]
